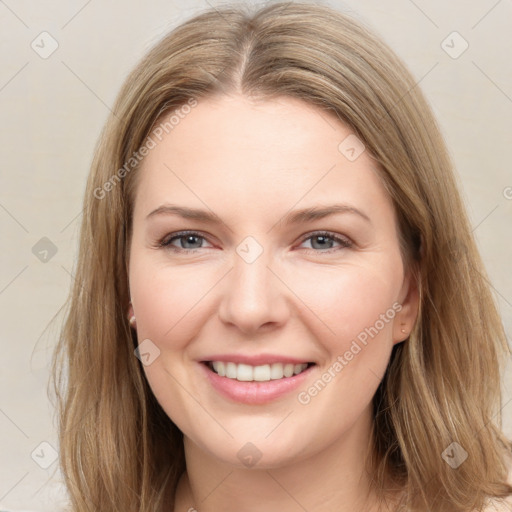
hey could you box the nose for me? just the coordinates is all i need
[218,240,290,335]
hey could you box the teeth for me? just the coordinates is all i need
[270,363,284,380]
[210,361,309,381]
[212,361,225,377]
[253,364,270,381]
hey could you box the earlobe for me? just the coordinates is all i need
[128,300,136,329]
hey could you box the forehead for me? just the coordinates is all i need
[133,94,393,220]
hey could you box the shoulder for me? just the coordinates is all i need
[482,458,512,511]
[483,496,512,511]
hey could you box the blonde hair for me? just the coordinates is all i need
[52,2,512,511]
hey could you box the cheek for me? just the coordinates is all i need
[129,258,221,428]
[129,257,220,349]
[290,265,400,429]
[282,260,402,353]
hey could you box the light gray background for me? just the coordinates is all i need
[0,0,511,510]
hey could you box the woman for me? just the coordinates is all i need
[52,2,512,511]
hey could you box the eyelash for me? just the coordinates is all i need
[158,230,353,254]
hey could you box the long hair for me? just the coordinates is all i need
[52,2,512,511]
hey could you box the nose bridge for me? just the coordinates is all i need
[218,235,288,332]
[234,236,271,295]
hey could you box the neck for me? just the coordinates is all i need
[173,406,393,512]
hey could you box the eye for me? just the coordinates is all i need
[157,230,352,254]
[159,231,212,253]
[298,231,352,253]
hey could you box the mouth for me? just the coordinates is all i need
[202,361,316,382]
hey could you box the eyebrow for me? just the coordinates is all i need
[146,203,371,225]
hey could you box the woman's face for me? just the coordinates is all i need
[128,94,418,468]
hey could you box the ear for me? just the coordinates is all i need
[393,264,419,344]
[127,300,137,329]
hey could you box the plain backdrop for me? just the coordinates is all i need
[0,0,511,509]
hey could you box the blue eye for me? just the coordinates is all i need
[158,230,352,254]
[299,231,352,253]
[159,231,211,252]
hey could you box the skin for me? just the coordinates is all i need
[127,94,419,512]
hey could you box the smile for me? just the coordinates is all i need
[200,360,316,405]
[207,361,313,381]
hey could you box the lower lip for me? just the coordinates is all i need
[199,362,315,405]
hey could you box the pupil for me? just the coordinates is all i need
[184,235,199,248]
[313,235,331,249]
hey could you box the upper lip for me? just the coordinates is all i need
[200,353,314,366]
